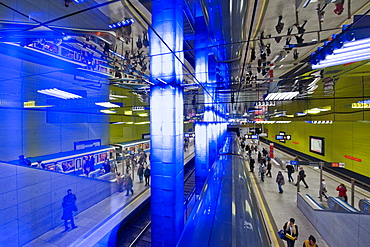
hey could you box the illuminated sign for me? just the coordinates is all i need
[246,134,259,139]
[331,162,345,167]
[132,106,145,111]
[275,135,291,140]
[352,100,370,108]
[24,101,35,107]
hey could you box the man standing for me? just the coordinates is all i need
[295,167,309,189]
[144,166,151,186]
[137,164,144,183]
[259,163,266,182]
[61,189,78,232]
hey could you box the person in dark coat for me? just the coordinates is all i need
[61,189,77,231]
[144,166,151,186]
[124,172,134,196]
[283,218,298,247]
[18,155,31,166]
[103,158,110,173]
[249,157,255,172]
[295,167,309,189]
[286,163,295,182]
[276,171,285,193]
[266,161,272,177]
[137,164,144,183]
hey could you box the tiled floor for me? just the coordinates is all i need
[248,142,370,247]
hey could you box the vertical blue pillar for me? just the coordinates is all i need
[150,0,184,246]
[194,15,211,195]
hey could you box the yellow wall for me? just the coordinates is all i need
[263,121,370,177]
[110,123,150,143]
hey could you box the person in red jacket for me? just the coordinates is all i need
[336,183,348,202]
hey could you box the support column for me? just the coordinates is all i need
[194,15,212,195]
[150,0,184,246]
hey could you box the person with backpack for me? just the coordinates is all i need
[286,163,295,182]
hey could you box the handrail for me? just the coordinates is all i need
[305,194,325,210]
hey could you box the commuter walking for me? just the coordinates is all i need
[286,163,295,182]
[116,173,124,192]
[124,171,134,196]
[137,164,144,183]
[266,161,272,177]
[258,151,262,163]
[18,155,32,166]
[336,183,348,202]
[111,159,118,173]
[283,218,298,247]
[61,189,77,232]
[295,167,309,189]
[259,163,266,182]
[249,157,255,172]
[262,148,268,157]
[320,178,328,199]
[55,162,63,172]
[276,171,285,194]
[144,166,151,186]
[303,235,318,247]
[294,156,300,171]
[103,158,110,173]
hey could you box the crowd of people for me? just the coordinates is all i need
[239,137,353,247]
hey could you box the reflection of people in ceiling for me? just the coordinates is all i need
[334,0,345,15]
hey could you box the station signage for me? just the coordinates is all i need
[275,135,291,141]
[331,162,345,168]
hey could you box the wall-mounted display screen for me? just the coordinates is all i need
[310,136,325,156]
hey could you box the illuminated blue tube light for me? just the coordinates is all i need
[312,37,370,69]
[108,19,134,29]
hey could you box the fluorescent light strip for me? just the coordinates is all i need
[342,37,370,48]
[109,95,127,98]
[325,50,370,62]
[265,92,299,101]
[95,102,121,108]
[144,79,155,85]
[313,38,370,69]
[37,88,82,99]
[334,43,370,55]
[100,110,116,114]
[156,78,167,84]
[312,53,370,69]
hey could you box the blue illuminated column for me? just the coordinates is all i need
[194,15,214,195]
[150,0,184,246]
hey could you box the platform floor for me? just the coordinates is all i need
[23,140,370,247]
[23,143,195,247]
[249,142,370,247]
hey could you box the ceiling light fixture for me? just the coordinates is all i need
[37,88,82,99]
[312,37,370,69]
[265,92,299,101]
[108,19,134,29]
[100,110,116,114]
[95,102,121,108]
